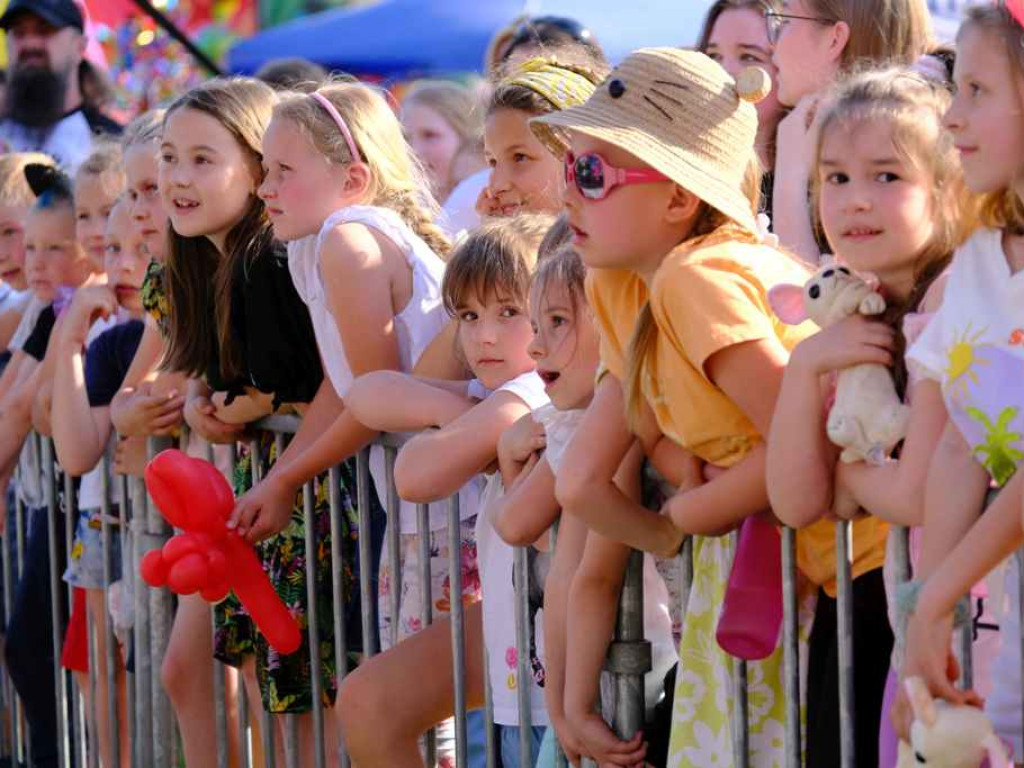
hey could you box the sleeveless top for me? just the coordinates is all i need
[287,205,465,532]
[288,205,448,398]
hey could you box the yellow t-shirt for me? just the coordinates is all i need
[587,235,887,596]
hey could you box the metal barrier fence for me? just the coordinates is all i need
[0,420,1007,767]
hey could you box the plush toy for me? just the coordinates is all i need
[896,677,1009,768]
[769,264,910,465]
[139,449,302,655]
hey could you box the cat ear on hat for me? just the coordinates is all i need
[24,163,72,200]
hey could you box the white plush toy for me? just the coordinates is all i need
[896,677,1009,768]
[769,264,910,465]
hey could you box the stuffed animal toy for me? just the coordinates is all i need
[769,264,910,465]
[896,677,1009,767]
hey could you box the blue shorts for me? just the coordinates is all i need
[62,508,122,589]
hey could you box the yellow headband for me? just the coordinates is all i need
[500,58,596,112]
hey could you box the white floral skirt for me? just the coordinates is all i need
[667,534,816,768]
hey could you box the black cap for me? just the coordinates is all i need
[0,0,84,32]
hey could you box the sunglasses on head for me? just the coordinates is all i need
[564,151,670,201]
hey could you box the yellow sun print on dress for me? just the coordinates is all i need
[944,324,990,399]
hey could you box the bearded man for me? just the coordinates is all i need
[0,0,120,171]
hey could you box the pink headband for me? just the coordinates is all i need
[310,91,360,162]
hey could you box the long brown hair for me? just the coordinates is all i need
[162,77,277,380]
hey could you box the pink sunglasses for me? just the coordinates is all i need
[564,151,670,201]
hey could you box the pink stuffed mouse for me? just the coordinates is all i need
[769,264,910,466]
[897,677,1009,768]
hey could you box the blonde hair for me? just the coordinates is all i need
[0,152,56,208]
[805,0,933,69]
[122,109,166,150]
[274,80,452,259]
[404,80,484,153]
[75,140,125,192]
[959,4,1024,234]
[442,213,552,315]
[623,162,764,430]
[812,67,976,394]
[162,78,278,380]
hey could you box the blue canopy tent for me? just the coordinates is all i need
[228,0,714,77]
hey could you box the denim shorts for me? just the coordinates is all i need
[62,507,122,589]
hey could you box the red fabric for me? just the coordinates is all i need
[61,587,89,673]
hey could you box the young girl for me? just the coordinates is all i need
[401,80,483,205]
[229,80,458,660]
[536,49,812,766]
[52,197,148,768]
[768,0,934,262]
[895,5,1024,760]
[477,54,605,219]
[766,67,973,768]
[335,215,547,768]
[488,247,678,766]
[157,77,336,764]
[73,142,124,277]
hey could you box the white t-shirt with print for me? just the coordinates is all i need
[474,371,551,726]
[907,227,1024,752]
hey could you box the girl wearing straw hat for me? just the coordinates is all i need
[541,49,819,766]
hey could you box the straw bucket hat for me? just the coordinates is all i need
[531,47,770,235]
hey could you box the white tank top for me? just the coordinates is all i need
[288,205,475,532]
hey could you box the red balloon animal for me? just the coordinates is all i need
[139,449,301,655]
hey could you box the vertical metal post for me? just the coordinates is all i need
[247,439,277,768]
[836,521,856,768]
[781,526,801,768]
[328,464,350,768]
[284,715,300,768]
[355,450,376,659]
[237,660,251,768]
[100,447,121,768]
[132,473,153,768]
[447,494,468,766]
[62,471,87,768]
[513,545,533,766]
[611,550,647,743]
[87,605,100,768]
[733,659,750,768]
[301,480,327,768]
[2,500,22,764]
[42,437,70,768]
[417,503,436,766]
[957,596,973,690]
[146,436,174,768]
[384,448,401,652]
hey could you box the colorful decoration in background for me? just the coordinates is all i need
[85,0,256,118]
[1009,0,1024,28]
[259,0,355,31]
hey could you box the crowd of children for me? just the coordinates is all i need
[0,0,1023,767]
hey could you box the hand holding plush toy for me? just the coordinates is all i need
[896,677,1008,768]
[139,449,301,654]
[770,264,910,465]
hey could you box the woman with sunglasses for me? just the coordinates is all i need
[769,0,934,262]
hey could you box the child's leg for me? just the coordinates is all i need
[86,586,127,768]
[338,601,486,768]
[161,593,219,768]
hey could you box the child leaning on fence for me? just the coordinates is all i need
[51,195,149,768]
[766,65,977,768]
[894,5,1024,762]
[538,50,815,767]
[153,77,347,765]
[227,78,466,649]
[335,214,549,768]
